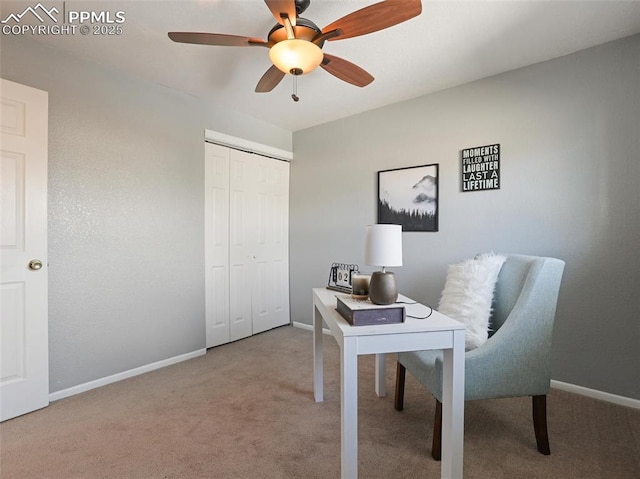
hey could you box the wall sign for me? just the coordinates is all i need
[461,144,500,192]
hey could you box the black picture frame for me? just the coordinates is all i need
[377,164,439,232]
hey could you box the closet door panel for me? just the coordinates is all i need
[205,143,230,348]
[251,155,290,334]
[229,154,254,342]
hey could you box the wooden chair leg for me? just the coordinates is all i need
[432,399,442,461]
[394,364,444,462]
[394,362,406,411]
[532,395,551,455]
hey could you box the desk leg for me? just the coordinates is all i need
[313,303,324,403]
[441,329,465,479]
[375,353,386,397]
[341,337,358,479]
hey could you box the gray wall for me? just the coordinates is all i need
[1,36,291,393]
[290,35,640,400]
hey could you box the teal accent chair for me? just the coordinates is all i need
[394,255,565,459]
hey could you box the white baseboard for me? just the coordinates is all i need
[292,321,332,335]
[49,349,207,402]
[61,332,636,409]
[551,380,640,409]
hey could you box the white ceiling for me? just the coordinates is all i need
[4,0,640,132]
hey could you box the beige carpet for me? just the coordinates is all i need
[1,325,639,478]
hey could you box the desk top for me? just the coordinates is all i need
[313,287,464,337]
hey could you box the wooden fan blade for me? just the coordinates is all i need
[255,65,286,92]
[264,0,297,26]
[168,32,268,47]
[322,0,422,41]
[321,54,374,87]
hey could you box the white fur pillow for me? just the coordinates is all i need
[438,253,506,351]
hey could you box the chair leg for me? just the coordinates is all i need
[394,364,444,462]
[394,362,406,411]
[432,399,442,461]
[532,395,551,455]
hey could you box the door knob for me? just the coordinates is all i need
[28,259,43,271]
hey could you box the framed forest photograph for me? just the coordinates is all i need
[377,164,439,232]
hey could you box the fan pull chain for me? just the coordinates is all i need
[291,75,299,102]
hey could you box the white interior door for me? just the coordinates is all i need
[0,78,49,421]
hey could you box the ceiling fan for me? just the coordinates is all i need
[168,0,422,97]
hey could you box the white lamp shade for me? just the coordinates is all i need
[269,39,324,75]
[364,224,403,267]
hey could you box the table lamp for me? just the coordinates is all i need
[364,224,403,305]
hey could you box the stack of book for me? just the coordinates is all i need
[335,295,405,326]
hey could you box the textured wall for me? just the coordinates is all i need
[290,35,640,400]
[1,36,291,393]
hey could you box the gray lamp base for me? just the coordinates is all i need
[369,271,398,305]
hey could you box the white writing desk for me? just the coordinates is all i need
[313,288,465,479]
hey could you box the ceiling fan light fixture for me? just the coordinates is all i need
[269,39,323,75]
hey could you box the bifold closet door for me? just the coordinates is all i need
[205,142,290,348]
[229,149,290,336]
